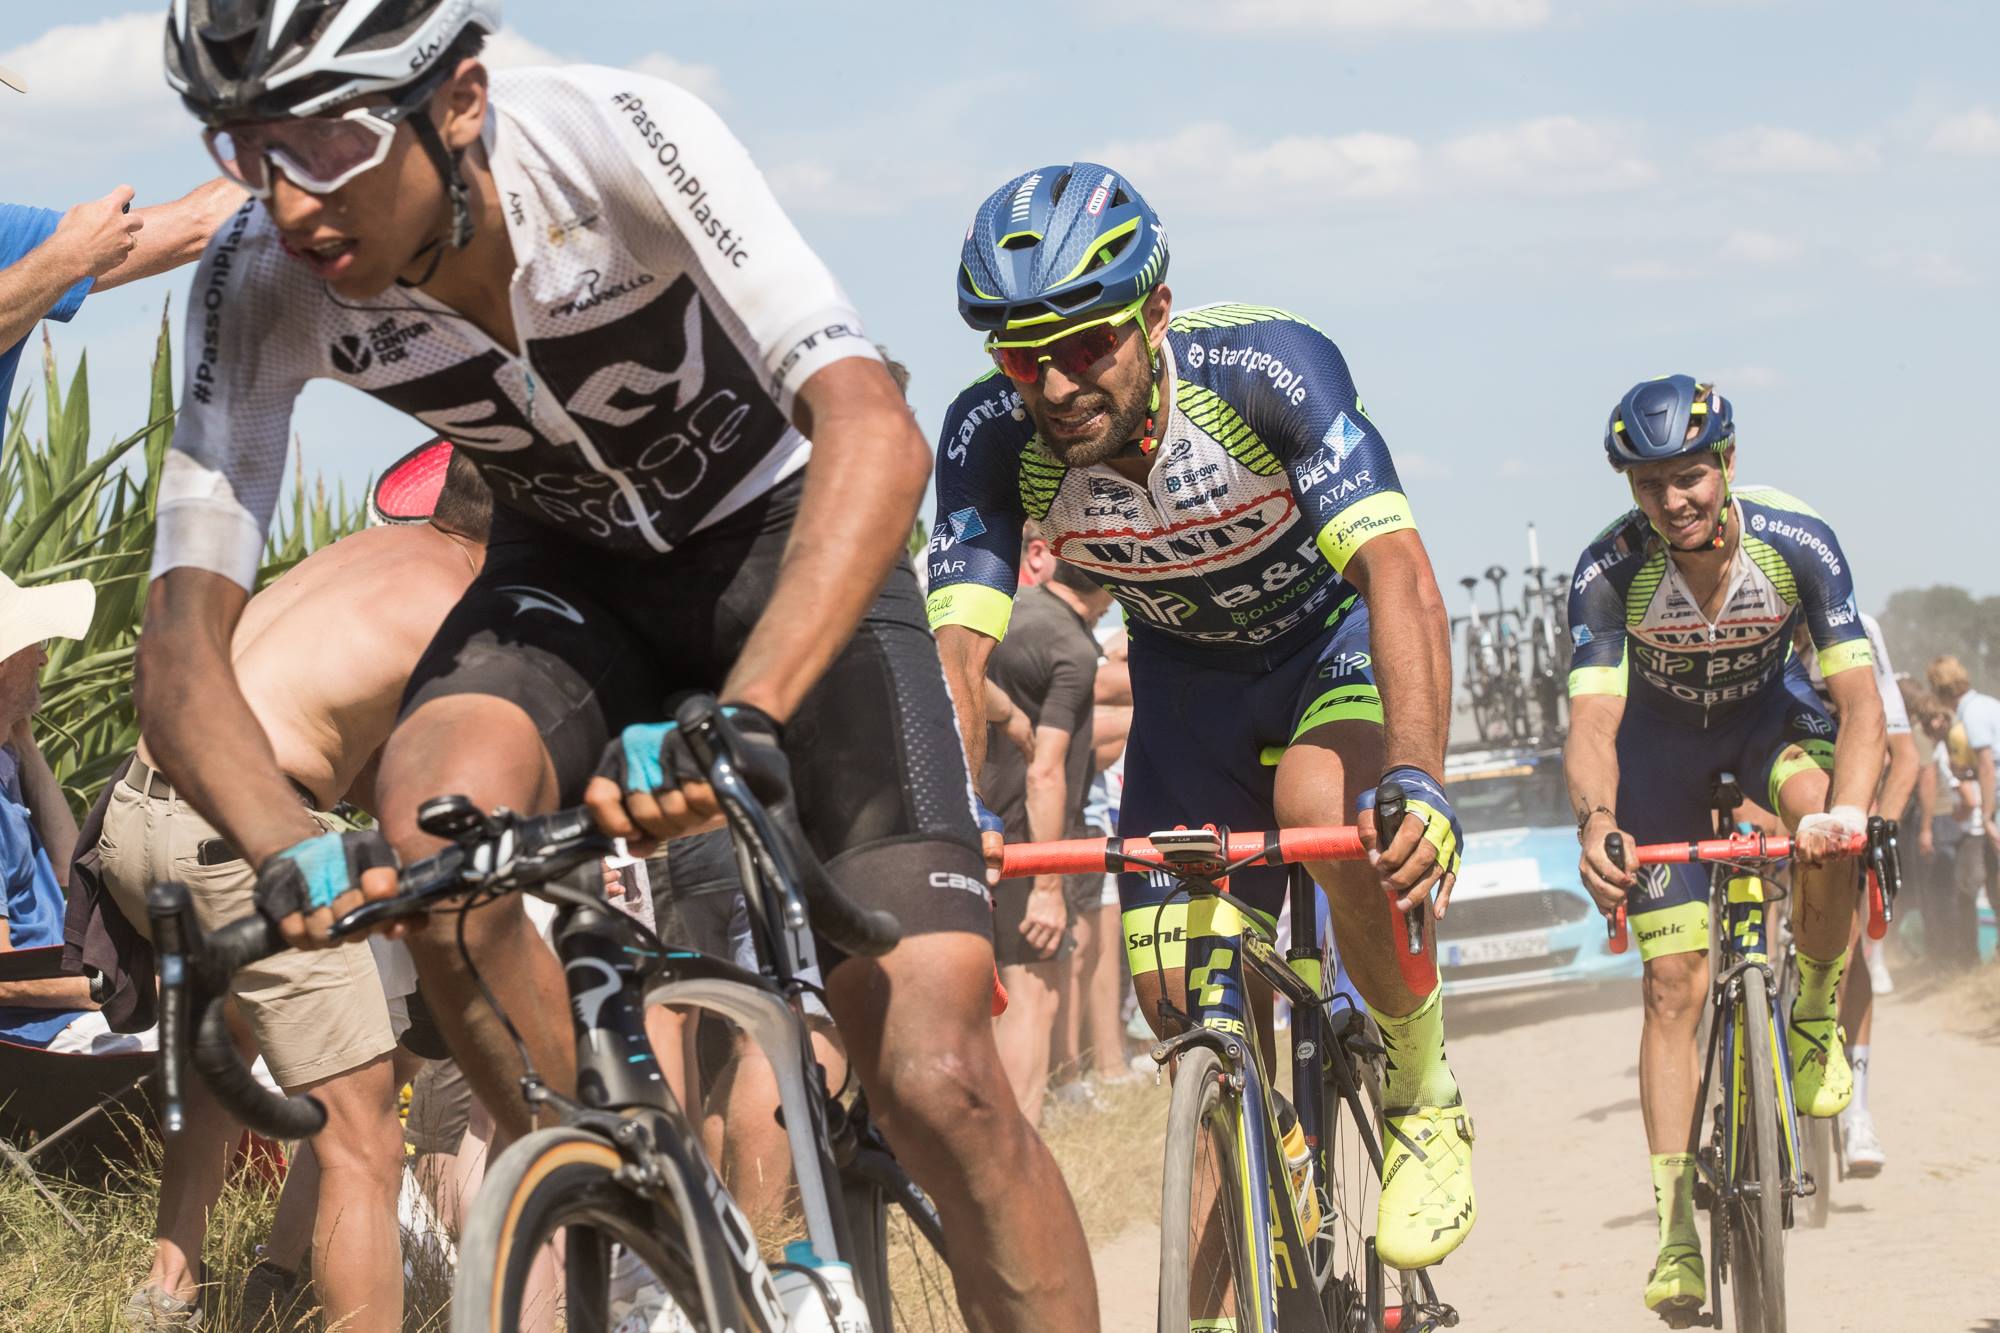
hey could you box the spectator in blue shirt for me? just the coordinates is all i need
[0,62,243,414]
[0,567,125,1049]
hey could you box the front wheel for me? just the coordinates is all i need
[452,1127,708,1333]
[1159,1045,1259,1333]
[842,1135,962,1330]
[1727,969,1789,1333]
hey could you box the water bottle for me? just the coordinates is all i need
[1274,1094,1321,1239]
[773,1241,873,1332]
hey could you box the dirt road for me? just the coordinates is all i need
[1094,972,2000,1331]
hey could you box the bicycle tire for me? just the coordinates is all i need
[1315,1015,1415,1331]
[452,1126,709,1333]
[1728,968,1789,1333]
[843,1145,963,1331]
[1159,1045,1258,1333]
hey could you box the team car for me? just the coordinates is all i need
[1436,745,1642,996]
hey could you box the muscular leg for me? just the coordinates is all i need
[1776,765,1857,960]
[287,1053,405,1333]
[377,696,570,1145]
[142,1003,252,1304]
[1639,951,1709,1152]
[826,931,1097,1333]
[1272,721,1423,1017]
[1051,911,1088,1084]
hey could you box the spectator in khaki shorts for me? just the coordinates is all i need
[100,443,489,1332]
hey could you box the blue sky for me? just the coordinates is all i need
[3,0,1994,610]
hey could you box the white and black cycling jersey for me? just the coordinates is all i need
[154,65,879,587]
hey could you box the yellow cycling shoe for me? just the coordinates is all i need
[1375,1101,1476,1270]
[1644,1242,1706,1326]
[1788,1013,1853,1118]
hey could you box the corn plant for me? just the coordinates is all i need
[0,300,367,815]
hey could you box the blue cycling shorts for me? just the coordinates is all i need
[1117,597,1380,975]
[1613,671,1836,960]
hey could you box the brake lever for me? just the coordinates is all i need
[1604,832,1630,954]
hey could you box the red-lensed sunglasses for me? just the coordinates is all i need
[987,297,1146,385]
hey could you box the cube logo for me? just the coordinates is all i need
[1322,411,1368,467]
[947,507,987,541]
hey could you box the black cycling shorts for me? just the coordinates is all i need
[400,475,991,963]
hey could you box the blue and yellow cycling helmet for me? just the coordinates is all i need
[1604,374,1734,470]
[957,163,1169,334]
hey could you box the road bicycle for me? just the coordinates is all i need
[151,696,957,1333]
[1455,570,1529,745]
[1602,777,1899,1332]
[1002,784,1458,1333]
[1517,562,1567,743]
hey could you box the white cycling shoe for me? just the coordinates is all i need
[1840,1108,1886,1178]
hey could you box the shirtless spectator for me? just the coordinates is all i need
[103,442,487,1332]
[983,522,1113,1123]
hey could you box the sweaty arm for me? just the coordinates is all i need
[137,572,323,866]
[937,626,1000,791]
[722,357,932,720]
[1343,531,1451,776]
[1823,665,1886,814]
[1564,533,1639,904]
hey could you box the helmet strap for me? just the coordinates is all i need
[397,109,475,290]
[1135,346,1162,456]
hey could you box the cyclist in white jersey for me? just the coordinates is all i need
[137,4,1094,1326]
[1802,610,1920,1175]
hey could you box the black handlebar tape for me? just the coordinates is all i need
[1373,780,1423,955]
[193,975,327,1138]
[148,883,196,1135]
[677,696,902,958]
[1604,832,1629,944]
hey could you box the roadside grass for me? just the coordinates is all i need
[0,1078,1169,1331]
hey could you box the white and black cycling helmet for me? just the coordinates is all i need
[165,0,500,125]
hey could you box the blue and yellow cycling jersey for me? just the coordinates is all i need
[1565,487,1873,729]
[925,304,1414,664]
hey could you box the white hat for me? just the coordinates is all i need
[0,569,95,663]
[0,66,26,95]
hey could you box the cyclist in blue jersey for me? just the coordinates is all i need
[134,4,1093,1326]
[929,163,1476,1272]
[1561,375,1885,1322]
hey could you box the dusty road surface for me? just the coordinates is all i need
[1094,971,2000,1332]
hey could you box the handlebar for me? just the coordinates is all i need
[998,777,1436,992]
[1597,821,1900,954]
[152,694,901,1141]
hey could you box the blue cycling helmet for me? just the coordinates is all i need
[957,163,1168,334]
[1604,374,1734,469]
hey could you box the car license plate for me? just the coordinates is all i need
[1445,931,1551,967]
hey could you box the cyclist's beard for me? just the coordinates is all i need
[1030,386,1152,468]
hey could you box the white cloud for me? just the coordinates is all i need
[1097,115,1649,211]
[484,29,724,104]
[1928,108,2000,156]
[1719,230,1801,264]
[1150,0,1550,30]
[0,12,173,110]
[1871,249,1976,288]
[1439,116,1655,191]
[1096,122,1424,205]
[765,158,976,217]
[1712,127,1877,174]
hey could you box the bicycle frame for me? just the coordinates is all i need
[1157,863,1449,1332]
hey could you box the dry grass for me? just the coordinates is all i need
[0,1119,450,1332]
[0,1079,1173,1333]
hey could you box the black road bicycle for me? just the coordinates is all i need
[1603,776,1899,1332]
[1002,786,1457,1333]
[152,696,958,1332]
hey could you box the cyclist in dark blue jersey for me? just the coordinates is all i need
[1561,374,1886,1321]
[929,162,1475,1271]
